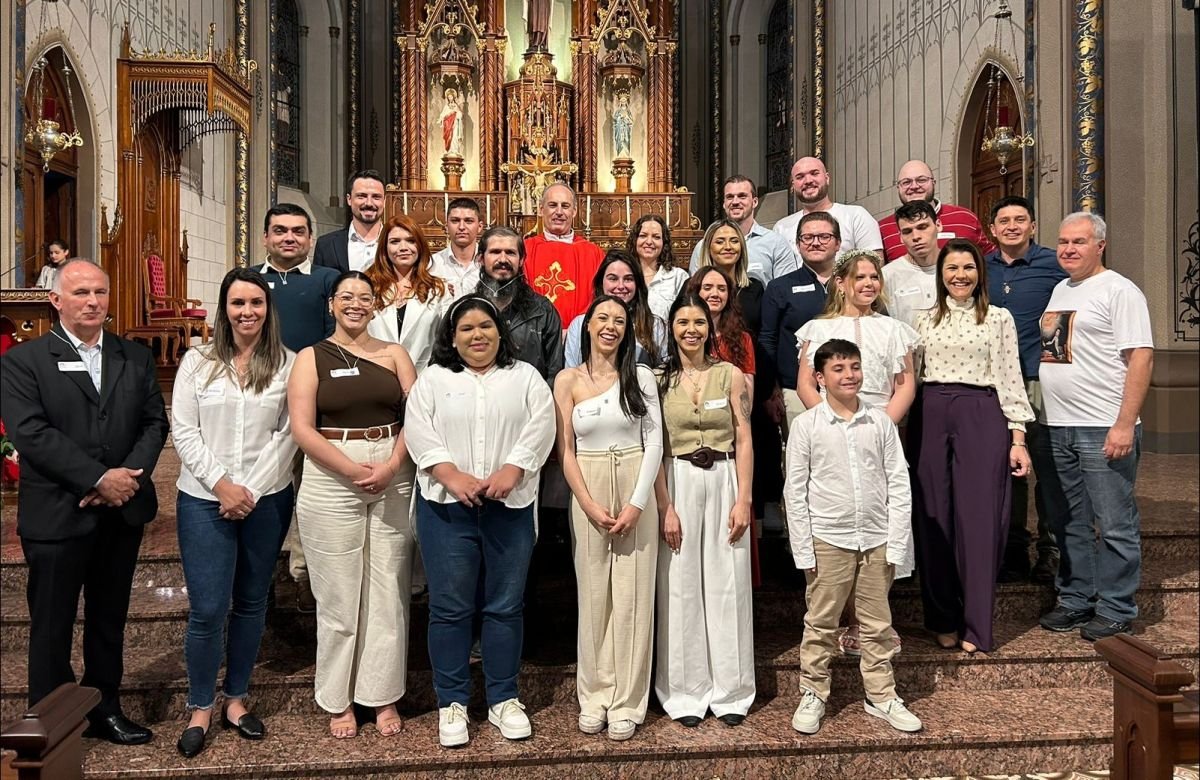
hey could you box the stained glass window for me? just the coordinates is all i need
[274,0,301,187]
[765,0,794,193]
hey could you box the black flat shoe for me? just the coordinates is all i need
[83,713,153,746]
[718,714,745,726]
[675,716,702,728]
[223,711,266,739]
[176,725,208,758]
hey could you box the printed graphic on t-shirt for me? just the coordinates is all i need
[1040,311,1075,364]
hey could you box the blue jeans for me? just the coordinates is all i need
[177,487,294,709]
[416,494,534,708]
[1048,425,1142,623]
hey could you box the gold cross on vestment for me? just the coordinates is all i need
[534,260,576,302]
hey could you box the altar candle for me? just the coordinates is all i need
[625,196,631,226]
[403,191,409,214]
[665,196,670,226]
[444,191,449,219]
[486,195,492,226]
[585,195,592,228]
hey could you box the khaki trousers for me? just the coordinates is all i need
[782,388,808,438]
[570,447,657,724]
[296,435,414,713]
[799,539,898,703]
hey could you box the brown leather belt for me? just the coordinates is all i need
[673,446,734,469]
[319,422,399,441]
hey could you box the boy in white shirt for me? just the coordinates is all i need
[784,338,921,734]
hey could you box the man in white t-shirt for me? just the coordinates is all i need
[773,157,883,261]
[1037,212,1153,643]
[881,201,940,329]
[429,196,484,298]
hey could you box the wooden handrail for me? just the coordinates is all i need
[0,684,100,780]
[1097,633,1200,780]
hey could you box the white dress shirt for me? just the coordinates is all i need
[57,325,104,392]
[915,299,1034,431]
[405,360,556,509]
[172,346,298,502]
[646,265,690,322]
[784,401,914,577]
[347,224,380,272]
[429,246,481,299]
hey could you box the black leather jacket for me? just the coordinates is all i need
[482,281,563,382]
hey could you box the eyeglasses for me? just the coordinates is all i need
[896,176,934,188]
[333,293,376,306]
[798,232,837,245]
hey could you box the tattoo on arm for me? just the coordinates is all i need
[738,385,751,421]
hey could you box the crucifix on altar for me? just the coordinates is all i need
[501,127,578,214]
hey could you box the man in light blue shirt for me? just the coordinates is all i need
[690,175,797,285]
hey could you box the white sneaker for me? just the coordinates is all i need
[607,719,636,741]
[438,702,470,747]
[578,713,605,734]
[791,689,825,734]
[488,698,532,740]
[865,698,923,732]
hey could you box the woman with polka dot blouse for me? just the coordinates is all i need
[910,239,1034,654]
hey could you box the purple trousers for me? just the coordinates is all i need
[910,383,1012,651]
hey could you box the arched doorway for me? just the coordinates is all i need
[961,65,1025,227]
[21,47,81,287]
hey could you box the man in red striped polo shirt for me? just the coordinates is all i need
[877,160,995,262]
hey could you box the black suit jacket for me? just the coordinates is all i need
[313,227,350,274]
[0,326,170,541]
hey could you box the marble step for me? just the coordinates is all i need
[4,556,1195,653]
[3,615,1195,726]
[74,686,1116,779]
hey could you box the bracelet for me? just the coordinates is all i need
[1010,442,1027,448]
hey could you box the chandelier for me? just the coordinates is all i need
[24,2,84,172]
[980,0,1033,174]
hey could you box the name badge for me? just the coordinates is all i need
[330,367,361,378]
[703,398,728,411]
[937,231,956,240]
[896,286,922,297]
[792,284,816,293]
[57,361,87,372]
[576,406,602,418]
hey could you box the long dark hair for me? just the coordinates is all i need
[579,295,648,418]
[626,214,673,271]
[659,292,718,394]
[687,266,750,369]
[204,267,287,393]
[429,295,517,372]
[932,238,990,326]
[592,250,659,365]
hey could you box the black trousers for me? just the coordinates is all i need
[21,517,144,717]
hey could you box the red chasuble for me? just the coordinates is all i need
[523,234,606,324]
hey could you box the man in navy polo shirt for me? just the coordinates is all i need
[985,195,1069,584]
[761,211,837,433]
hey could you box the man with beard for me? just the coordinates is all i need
[523,183,605,325]
[689,175,797,284]
[877,159,993,262]
[773,158,883,261]
[478,225,564,381]
[314,169,386,273]
[430,196,485,298]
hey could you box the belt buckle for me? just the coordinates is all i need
[690,447,715,469]
[364,425,385,442]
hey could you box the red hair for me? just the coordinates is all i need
[365,214,447,306]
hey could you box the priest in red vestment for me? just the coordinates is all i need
[523,182,605,324]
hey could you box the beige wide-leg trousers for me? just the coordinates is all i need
[570,446,658,725]
[296,434,414,714]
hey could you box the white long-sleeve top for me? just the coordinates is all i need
[405,360,556,509]
[571,365,663,510]
[915,298,1034,431]
[784,400,914,578]
[172,346,298,502]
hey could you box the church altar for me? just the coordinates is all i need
[386,0,702,262]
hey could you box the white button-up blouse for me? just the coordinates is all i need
[405,360,556,509]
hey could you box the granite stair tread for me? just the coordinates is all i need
[75,685,1114,779]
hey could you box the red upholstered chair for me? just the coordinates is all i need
[142,253,210,344]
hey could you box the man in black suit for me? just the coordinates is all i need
[312,169,386,273]
[0,259,169,745]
